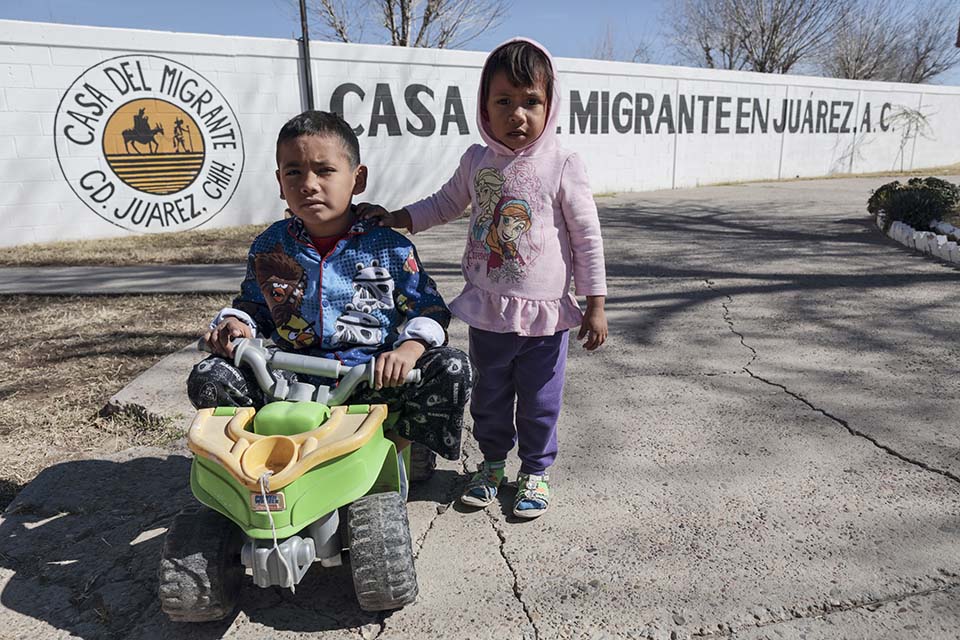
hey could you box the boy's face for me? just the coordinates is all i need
[484,70,548,151]
[276,134,366,237]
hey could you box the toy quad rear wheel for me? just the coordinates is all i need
[158,506,244,622]
[347,492,418,611]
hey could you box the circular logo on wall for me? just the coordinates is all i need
[54,54,244,232]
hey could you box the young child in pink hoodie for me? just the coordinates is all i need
[360,38,607,519]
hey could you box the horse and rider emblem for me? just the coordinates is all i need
[123,108,165,153]
[103,99,205,195]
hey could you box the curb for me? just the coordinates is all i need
[105,342,206,434]
[877,214,960,264]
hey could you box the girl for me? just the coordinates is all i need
[359,38,607,518]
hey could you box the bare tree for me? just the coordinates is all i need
[724,0,849,73]
[305,0,364,43]
[591,24,618,61]
[632,41,654,64]
[305,0,508,49]
[666,0,748,70]
[819,0,906,80]
[895,1,960,83]
[588,23,655,63]
[667,0,848,73]
[823,0,960,83]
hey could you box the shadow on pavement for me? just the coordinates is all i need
[0,449,417,639]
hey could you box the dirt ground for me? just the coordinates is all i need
[0,294,225,509]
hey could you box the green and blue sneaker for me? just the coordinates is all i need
[513,472,550,519]
[460,460,506,508]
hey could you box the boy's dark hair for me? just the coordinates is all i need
[480,41,554,108]
[276,110,361,167]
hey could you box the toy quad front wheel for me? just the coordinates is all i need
[347,492,418,611]
[158,506,244,622]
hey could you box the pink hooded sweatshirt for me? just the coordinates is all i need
[405,38,607,337]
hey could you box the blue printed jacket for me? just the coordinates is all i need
[230,215,450,367]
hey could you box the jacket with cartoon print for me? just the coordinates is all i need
[215,214,450,368]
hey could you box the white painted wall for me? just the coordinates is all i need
[1,19,958,247]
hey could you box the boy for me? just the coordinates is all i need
[188,111,470,474]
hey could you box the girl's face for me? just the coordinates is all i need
[484,70,548,151]
[497,213,528,244]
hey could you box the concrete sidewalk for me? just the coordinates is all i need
[2,175,960,640]
[0,264,245,294]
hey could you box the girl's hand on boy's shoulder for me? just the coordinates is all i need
[578,298,608,351]
[355,202,412,231]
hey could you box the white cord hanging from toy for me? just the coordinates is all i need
[259,471,296,594]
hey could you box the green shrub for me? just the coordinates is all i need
[868,177,960,232]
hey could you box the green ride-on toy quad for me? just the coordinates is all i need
[158,337,429,621]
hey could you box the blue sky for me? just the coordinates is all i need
[3,0,958,84]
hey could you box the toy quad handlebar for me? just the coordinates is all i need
[197,337,420,406]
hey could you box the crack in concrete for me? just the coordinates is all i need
[412,502,451,559]
[708,280,960,486]
[620,371,739,379]
[375,457,466,640]
[458,449,540,639]
[411,467,460,559]
[691,582,960,637]
[483,509,540,640]
[744,369,960,485]
[705,279,757,372]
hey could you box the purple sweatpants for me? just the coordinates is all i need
[468,326,569,475]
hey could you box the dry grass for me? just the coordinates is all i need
[711,163,960,187]
[0,224,266,267]
[0,294,223,509]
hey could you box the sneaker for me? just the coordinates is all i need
[460,460,506,508]
[513,472,550,519]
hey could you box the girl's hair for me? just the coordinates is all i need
[277,110,361,168]
[480,41,553,107]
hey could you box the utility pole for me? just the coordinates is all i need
[299,0,315,110]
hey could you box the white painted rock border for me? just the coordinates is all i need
[877,214,960,264]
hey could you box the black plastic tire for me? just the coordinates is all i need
[347,492,418,611]
[158,506,244,622]
[409,443,436,483]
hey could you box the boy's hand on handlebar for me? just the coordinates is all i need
[355,202,413,231]
[375,340,426,389]
[577,297,608,351]
[204,317,253,358]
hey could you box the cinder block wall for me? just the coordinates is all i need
[1,19,958,247]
